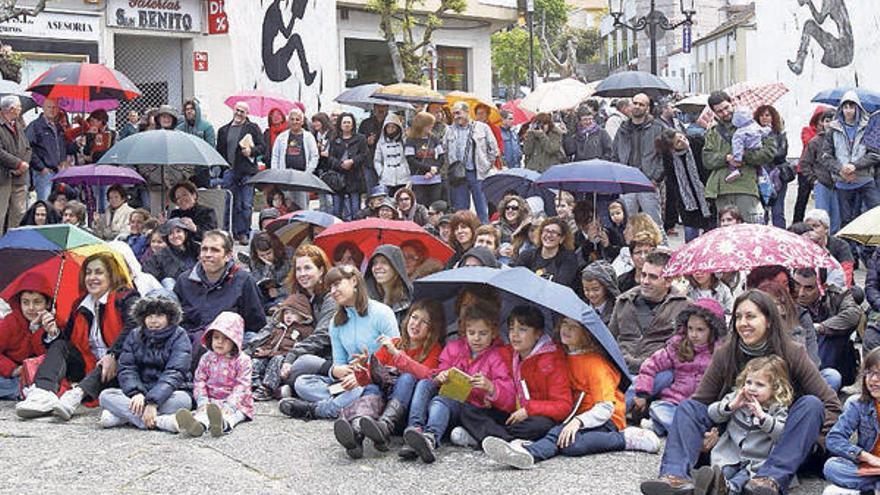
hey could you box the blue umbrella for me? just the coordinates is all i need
[536,160,654,195]
[811,87,880,113]
[483,168,557,215]
[413,266,632,387]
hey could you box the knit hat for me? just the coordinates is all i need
[693,298,724,321]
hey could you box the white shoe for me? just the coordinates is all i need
[481,436,535,470]
[53,387,84,421]
[99,410,128,428]
[279,385,293,398]
[155,414,179,433]
[15,387,60,419]
[821,485,860,495]
[450,426,477,448]
[623,426,661,453]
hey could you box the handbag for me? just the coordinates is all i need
[320,169,346,192]
[448,124,474,186]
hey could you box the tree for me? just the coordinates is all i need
[491,28,541,90]
[367,0,466,84]
[0,0,47,23]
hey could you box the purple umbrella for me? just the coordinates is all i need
[224,90,304,118]
[31,94,120,113]
[52,164,146,186]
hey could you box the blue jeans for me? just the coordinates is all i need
[388,373,418,406]
[407,378,439,430]
[98,388,192,429]
[294,374,364,419]
[33,170,55,201]
[684,226,703,243]
[768,183,787,228]
[821,368,842,393]
[659,396,824,490]
[425,395,463,444]
[620,190,663,229]
[227,174,255,238]
[449,169,488,223]
[0,375,20,400]
[332,193,361,221]
[525,421,625,462]
[626,369,674,411]
[825,456,880,491]
[649,400,677,436]
[813,183,841,233]
[838,181,880,227]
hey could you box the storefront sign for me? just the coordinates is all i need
[0,11,101,41]
[193,51,208,71]
[107,0,203,33]
[207,0,228,34]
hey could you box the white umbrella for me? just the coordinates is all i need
[675,94,709,113]
[520,78,595,113]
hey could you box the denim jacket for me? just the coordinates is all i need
[826,397,879,462]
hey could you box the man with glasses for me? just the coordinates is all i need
[216,102,266,244]
[0,95,30,233]
[443,101,499,223]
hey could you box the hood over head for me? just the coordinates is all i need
[202,311,245,354]
[381,113,404,141]
[131,295,182,327]
[156,105,179,128]
[580,260,620,299]
[274,292,313,325]
[182,99,204,125]
[732,108,756,128]
[259,207,281,225]
[9,272,53,306]
[365,244,413,301]
[837,90,868,126]
[460,246,499,268]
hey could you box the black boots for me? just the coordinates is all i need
[360,399,406,452]
[279,398,316,420]
[334,417,365,459]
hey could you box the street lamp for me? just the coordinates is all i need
[527,0,535,90]
[608,0,696,75]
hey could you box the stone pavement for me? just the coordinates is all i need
[0,402,827,494]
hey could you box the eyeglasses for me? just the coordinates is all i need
[542,229,562,237]
[505,205,520,211]
[234,109,247,115]
[427,211,440,216]
[866,370,880,381]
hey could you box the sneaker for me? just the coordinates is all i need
[206,403,224,438]
[481,436,535,470]
[821,485,860,495]
[15,387,60,419]
[53,387,84,421]
[624,426,661,453]
[397,444,418,461]
[99,410,127,429]
[743,477,779,495]
[725,169,741,183]
[450,426,477,448]
[155,414,180,434]
[176,409,205,437]
[253,387,273,402]
[640,475,695,495]
[403,427,436,464]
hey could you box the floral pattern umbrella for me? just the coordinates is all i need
[663,224,835,278]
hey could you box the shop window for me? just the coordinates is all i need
[344,38,396,87]
[437,46,468,92]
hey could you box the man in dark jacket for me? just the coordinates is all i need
[26,98,68,201]
[216,102,266,244]
[563,111,613,162]
[612,93,666,227]
[799,109,837,231]
[0,95,31,233]
[358,103,388,191]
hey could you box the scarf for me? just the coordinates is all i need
[578,123,600,138]
[268,122,287,150]
[738,339,769,357]
[672,148,711,218]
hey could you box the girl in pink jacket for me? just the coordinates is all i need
[401,302,515,464]
[175,312,254,437]
[632,298,725,435]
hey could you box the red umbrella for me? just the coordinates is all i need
[663,224,835,278]
[500,99,535,126]
[27,62,141,111]
[314,218,454,265]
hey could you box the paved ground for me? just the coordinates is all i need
[0,402,829,495]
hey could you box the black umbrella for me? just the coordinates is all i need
[0,80,36,112]
[246,168,333,194]
[594,71,673,99]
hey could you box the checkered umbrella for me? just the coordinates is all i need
[697,81,790,124]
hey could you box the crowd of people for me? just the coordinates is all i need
[0,86,879,495]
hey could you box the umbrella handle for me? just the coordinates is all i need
[51,253,66,312]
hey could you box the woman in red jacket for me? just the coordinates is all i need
[16,252,138,420]
[458,305,573,446]
[0,273,57,400]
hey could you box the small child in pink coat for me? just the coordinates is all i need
[176,312,254,437]
[632,298,725,435]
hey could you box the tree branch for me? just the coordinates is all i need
[0,0,47,23]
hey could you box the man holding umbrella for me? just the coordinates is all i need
[217,102,265,244]
[26,98,68,201]
[0,95,30,233]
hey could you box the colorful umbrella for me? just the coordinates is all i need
[499,99,535,126]
[812,87,880,114]
[372,83,446,104]
[445,91,501,126]
[224,90,304,118]
[413,266,631,387]
[520,78,594,113]
[268,210,342,247]
[27,63,140,112]
[52,164,146,187]
[664,224,836,278]
[0,225,131,326]
[593,71,672,99]
[535,160,655,195]
[835,205,880,246]
[314,218,454,265]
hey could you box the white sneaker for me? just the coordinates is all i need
[482,436,535,469]
[15,387,60,419]
[450,426,477,448]
[623,426,661,453]
[155,414,179,433]
[279,385,293,398]
[53,387,84,421]
[821,485,860,495]
[99,410,127,428]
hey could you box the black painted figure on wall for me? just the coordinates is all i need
[788,0,854,75]
[262,0,317,85]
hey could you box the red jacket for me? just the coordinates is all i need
[0,273,54,377]
[64,289,135,374]
[513,336,572,422]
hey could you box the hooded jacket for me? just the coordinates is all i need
[460,246,500,268]
[142,218,199,283]
[365,245,413,322]
[194,311,254,418]
[523,124,566,173]
[375,114,410,187]
[512,335,572,422]
[117,297,192,405]
[20,200,60,226]
[155,105,179,129]
[248,293,313,359]
[177,99,216,147]
[612,116,666,182]
[580,261,620,325]
[820,90,879,187]
[432,337,516,412]
[0,273,53,377]
[800,112,835,188]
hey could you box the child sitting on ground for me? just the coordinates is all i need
[632,298,725,436]
[727,108,770,183]
[247,293,313,401]
[97,296,192,432]
[176,312,254,437]
[687,272,733,316]
[482,316,660,469]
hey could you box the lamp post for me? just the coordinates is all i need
[527,0,535,90]
[607,0,696,75]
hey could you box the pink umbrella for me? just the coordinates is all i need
[663,224,835,278]
[224,90,304,118]
[696,81,790,125]
[500,99,535,126]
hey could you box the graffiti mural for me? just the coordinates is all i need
[262,0,317,85]
[787,0,854,75]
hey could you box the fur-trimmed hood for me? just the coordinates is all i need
[131,296,182,327]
